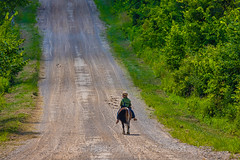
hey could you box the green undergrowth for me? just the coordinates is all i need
[0,0,41,143]
[94,0,240,154]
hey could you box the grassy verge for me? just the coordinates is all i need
[0,0,41,154]
[94,0,240,154]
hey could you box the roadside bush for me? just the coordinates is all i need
[0,13,28,83]
[0,77,9,94]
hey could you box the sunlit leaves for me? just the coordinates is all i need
[0,13,28,83]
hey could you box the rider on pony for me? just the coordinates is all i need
[116,92,137,124]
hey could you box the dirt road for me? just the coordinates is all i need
[4,0,229,159]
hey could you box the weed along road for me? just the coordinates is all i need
[5,0,229,159]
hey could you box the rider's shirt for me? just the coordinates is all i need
[120,97,131,108]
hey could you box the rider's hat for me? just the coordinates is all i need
[122,91,128,96]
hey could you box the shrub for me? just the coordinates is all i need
[0,13,28,83]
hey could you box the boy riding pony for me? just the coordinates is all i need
[116,92,137,124]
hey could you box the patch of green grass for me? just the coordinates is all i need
[0,132,8,142]
[15,0,40,24]
[16,2,42,61]
[94,0,240,153]
[0,0,41,143]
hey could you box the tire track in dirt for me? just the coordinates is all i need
[4,0,230,159]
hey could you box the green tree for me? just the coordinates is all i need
[0,13,28,83]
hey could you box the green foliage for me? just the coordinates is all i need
[0,77,9,94]
[111,0,240,120]
[15,0,39,25]
[0,0,30,20]
[0,13,28,84]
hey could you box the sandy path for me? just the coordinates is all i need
[4,0,229,159]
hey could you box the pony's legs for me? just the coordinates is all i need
[121,122,125,134]
[127,109,130,135]
[127,123,130,135]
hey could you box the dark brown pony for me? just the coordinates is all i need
[117,107,132,134]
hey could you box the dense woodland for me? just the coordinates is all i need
[111,0,240,135]
[0,0,29,98]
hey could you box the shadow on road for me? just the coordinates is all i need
[125,134,140,136]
